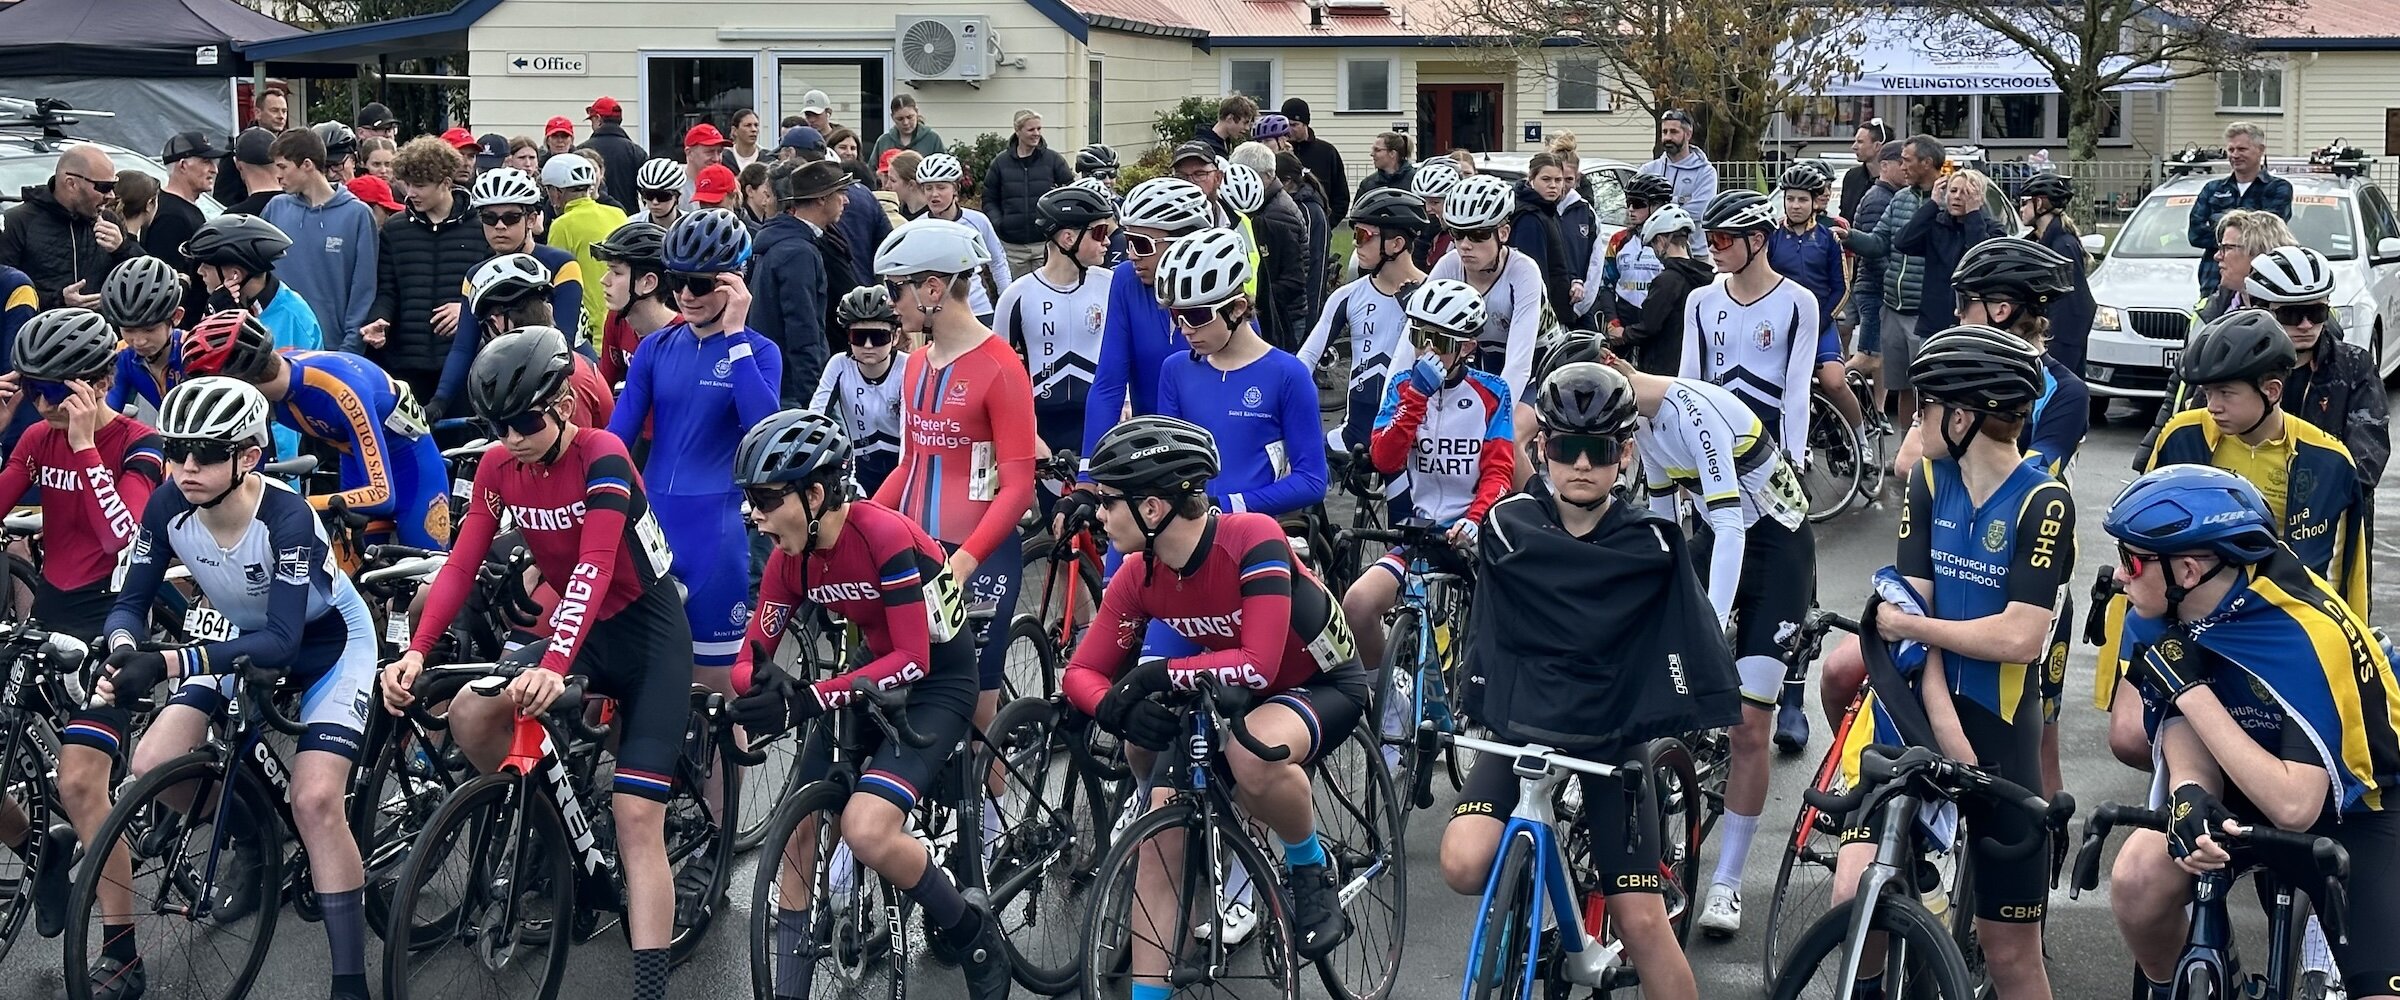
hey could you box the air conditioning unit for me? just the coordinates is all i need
[896,16,991,81]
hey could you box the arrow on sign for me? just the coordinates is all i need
[513,57,528,68]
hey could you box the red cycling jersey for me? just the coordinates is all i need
[411,427,671,675]
[1062,512,1351,717]
[871,334,1038,564]
[0,418,164,589]
[566,353,615,430]
[743,499,968,711]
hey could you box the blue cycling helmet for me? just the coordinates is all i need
[2104,464,2280,565]
[663,208,753,273]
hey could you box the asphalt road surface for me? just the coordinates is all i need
[11,396,2397,999]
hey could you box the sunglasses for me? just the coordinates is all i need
[1171,302,1232,330]
[745,485,795,514]
[486,410,549,438]
[1094,491,1135,508]
[162,438,237,466]
[2116,542,2155,580]
[1958,292,2022,313]
[642,189,681,202]
[1450,227,1499,244]
[1081,224,1117,243]
[848,326,895,348]
[26,380,73,405]
[66,172,116,195]
[1705,231,1743,250]
[1410,322,1471,353]
[2272,302,2330,326]
[478,210,528,227]
[1542,432,1626,467]
[1124,232,1173,258]
[670,272,723,297]
[882,276,928,301]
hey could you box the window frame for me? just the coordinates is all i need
[1221,56,1283,108]
[1337,55,1400,114]
[2215,66,2284,114]
[638,50,760,153]
[1547,55,1609,113]
[1088,56,1105,145]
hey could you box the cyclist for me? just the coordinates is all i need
[1595,171,1674,336]
[434,168,586,416]
[1833,325,2072,1000]
[912,154,1013,325]
[1073,178,1213,483]
[636,158,687,229]
[995,184,1116,459]
[101,255,190,424]
[726,409,1012,1000]
[1619,205,1712,376]
[454,254,615,428]
[2099,465,2400,1000]
[182,213,322,352]
[809,285,908,494]
[1443,361,1739,1000]
[1062,415,1370,966]
[2240,245,2389,489]
[591,219,676,385]
[1297,188,1434,452]
[180,310,452,550]
[1407,159,1459,269]
[1075,143,1119,184]
[382,328,692,1000]
[1429,174,1546,398]
[1155,227,1326,521]
[1680,189,1821,473]
[97,376,380,1000]
[1769,165,1871,469]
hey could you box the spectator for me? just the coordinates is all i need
[574,95,650,210]
[635,158,687,229]
[256,86,290,129]
[805,141,894,289]
[754,159,846,400]
[718,109,767,171]
[216,85,288,203]
[737,162,775,230]
[540,153,628,348]
[984,109,1074,277]
[1640,110,1718,254]
[797,89,839,134]
[1192,95,1256,159]
[826,128,874,188]
[1506,150,1597,332]
[361,137,489,404]
[349,174,403,228]
[472,133,509,176]
[506,136,541,176]
[780,115,803,130]
[315,122,360,181]
[542,117,576,161]
[1837,118,1891,221]
[110,170,161,240]
[1281,98,1349,222]
[0,145,145,310]
[1832,141,1902,391]
[692,164,738,216]
[1357,131,1414,200]
[223,128,283,217]
[2189,121,2294,297]
[1894,167,2007,349]
[2016,173,2096,375]
[1622,206,1711,375]
[2198,209,2297,322]
[263,127,380,352]
[359,137,397,181]
[1278,151,1332,329]
[354,102,398,143]
[776,125,824,164]
[871,94,945,158]
[149,131,222,323]
[1233,142,1310,349]
[439,128,480,179]
[1839,133,1941,421]
[912,153,1011,323]
[681,124,728,202]
[1448,148,1478,174]
[876,149,917,227]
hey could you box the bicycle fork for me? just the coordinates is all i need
[1461,823,1620,1000]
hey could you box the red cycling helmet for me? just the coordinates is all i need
[181,310,280,382]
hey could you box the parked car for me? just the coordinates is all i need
[1460,152,1638,242]
[0,98,222,221]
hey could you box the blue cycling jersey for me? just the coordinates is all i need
[107,339,185,424]
[1081,261,1188,461]
[272,349,451,549]
[1896,457,2075,723]
[2019,354,2089,479]
[434,245,588,408]
[605,321,783,497]
[1157,347,1327,517]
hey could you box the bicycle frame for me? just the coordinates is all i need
[495,701,623,911]
[1452,733,1625,999]
[1833,786,1928,991]
[1397,558,1465,756]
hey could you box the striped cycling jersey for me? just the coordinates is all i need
[1679,277,1820,464]
[1368,366,1513,525]
[873,334,1037,564]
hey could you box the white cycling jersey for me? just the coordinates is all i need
[1678,276,1819,468]
[995,267,1112,407]
[1430,248,1545,400]
[809,352,907,467]
[1640,377,1809,621]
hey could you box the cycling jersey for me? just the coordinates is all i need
[106,339,185,425]
[1679,278,1819,464]
[809,352,906,493]
[744,499,970,710]
[274,349,451,549]
[1897,456,2074,724]
[872,334,1038,565]
[1368,366,1512,525]
[1296,277,1414,451]
[0,418,163,590]
[1081,260,1190,460]
[563,352,615,430]
[434,245,587,406]
[1638,377,1808,620]
[1767,223,1845,361]
[2143,407,2366,614]
[1601,229,1661,316]
[995,266,1111,451]
[1157,347,1327,517]
[252,277,325,353]
[2020,354,2088,479]
[2215,432,2295,523]
[1061,512,1354,717]
[1429,248,1545,399]
[0,267,38,454]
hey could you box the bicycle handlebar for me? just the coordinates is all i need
[2071,802,2350,917]
[851,676,937,750]
[697,688,769,766]
[1188,674,1291,762]
[409,662,607,742]
[1800,744,2065,863]
[1446,730,1635,781]
[236,656,310,738]
[260,455,320,479]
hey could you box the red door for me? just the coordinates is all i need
[1416,84,1503,154]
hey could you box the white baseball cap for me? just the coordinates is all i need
[801,90,832,115]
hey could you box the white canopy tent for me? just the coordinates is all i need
[1793,11,2174,95]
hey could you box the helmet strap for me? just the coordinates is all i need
[1130,495,1187,585]
[1939,409,1986,461]
[2163,557,2231,624]
[2237,380,2278,437]
[198,449,259,510]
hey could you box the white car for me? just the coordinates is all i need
[2085,167,2400,397]
[1459,152,1638,243]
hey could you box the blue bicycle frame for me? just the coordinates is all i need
[1452,732,1628,999]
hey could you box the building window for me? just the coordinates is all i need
[1550,57,1606,112]
[2051,93,2126,141]
[1908,94,1971,141]
[1224,57,1279,107]
[1981,94,2048,141]
[2217,68,2282,112]
[1340,57,1397,113]
[1089,57,1104,144]
[1769,95,1876,140]
[644,54,756,154]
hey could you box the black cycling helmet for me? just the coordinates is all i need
[1624,173,1674,206]
[1700,189,1778,235]
[662,208,753,274]
[1951,237,2078,310]
[1909,324,2044,414]
[1346,188,1431,234]
[2179,308,2297,387]
[1536,362,1638,437]
[467,326,573,425]
[101,256,186,329]
[2018,173,2075,205]
[15,308,120,381]
[1036,184,1116,237]
[1075,143,1120,178]
[182,214,292,274]
[593,219,668,269]
[1087,415,1220,497]
[312,121,358,160]
[835,285,899,328]
[1537,332,1606,387]
[734,409,853,489]
[1777,164,1830,196]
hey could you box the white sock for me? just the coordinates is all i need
[1712,811,1761,890]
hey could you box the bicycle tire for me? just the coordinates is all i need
[1081,800,1301,1000]
[750,779,911,1000]
[1314,726,1409,1000]
[0,552,32,624]
[2282,886,2329,1000]
[1003,612,1059,702]
[1761,739,1851,992]
[668,710,743,961]
[65,750,283,1000]
[1640,737,1703,945]
[1375,609,1428,811]
[0,718,56,965]
[975,695,1112,994]
[1436,591,1472,794]
[1468,832,1540,1000]
[1022,531,1104,650]
[1802,389,1862,524]
[734,728,804,854]
[381,769,575,1000]
[353,710,462,947]
[1767,894,1976,1000]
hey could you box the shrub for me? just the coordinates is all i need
[945,131,1011,206]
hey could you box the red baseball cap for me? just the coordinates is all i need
[877,147,905,173]
[545,116,575,137]
[441,127,479,151]
[347,175,403,212]
[693,163,738,205]
[586,96,622,119]
[683,123,727,149]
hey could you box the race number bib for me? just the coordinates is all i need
[184,606,241,642]
[385,382,431,440]
[968,442,998,502]
[1266,441,1289,480]
[924,567,967,644]
[1304,582,1358,671]
[384,608,411,648]
[633,509,674,574]
[1764,455,1809,531]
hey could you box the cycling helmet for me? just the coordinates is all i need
[101,256,185,329]
[635,158,686,192]
[1252,114,1293,140]
[1036,184,1116,237]
[1118,178,1211,233]
[1639,204,1696,243]
[1411,160,1462,202]
[1075,144,1120,178]
[2244,245,2337,303]
[734,409,853,489]
[873,217,990,277]
[1951,237,2078,309]
[1404,279,1487,338]
[1153,228,1253,309]
[2018,172,2075,206]
[1624,173,1674,206]
[1535,362,1638,437]
[14,308,119,380]
[834,285,899,328]
[2104,465,2281,564]
[180,310,279,381]
[1777,164,1830,196]
[1538,332,1607,386]
[915,153,966,185]
[312,121,358,160]
[1700,189,1779,234]
[467,326,573,424]
[158,376,271,447]
[662,209,753,273]
[468,253,553,317]
[1442,175,1513,230]
[1069,175,1117,201]
[1219,163,1265,215]
[1086,415,1220,497]
[540,154,596,189]
[1909,324,2044,414]
[2180,308,2297,385]
[181,214,291,274]
[592,219,667,268]
[1347,188,1431,234]
[470,168,542,208]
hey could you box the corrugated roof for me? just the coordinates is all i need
[2265,0,2400,39]
[1069,0,1468,43]
[1069,0,1206,36]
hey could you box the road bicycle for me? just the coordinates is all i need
[0,620,89,965]
[1345,520,1472,812]
[1759,608,1863,990]
[1801,370,1887,524]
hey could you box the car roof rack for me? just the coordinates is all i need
[0,97,113,151]
[2305,138,2374,177]
[2162,144,2227,176]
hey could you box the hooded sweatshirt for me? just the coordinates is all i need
[1507,181,1597,331]
[263,187,380,351]
[1640,148,1719,253]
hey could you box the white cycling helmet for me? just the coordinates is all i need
[159,376,272,447]
[636,158,686,192]
[1405,278,1488,337]
[1119,177,1212,233]
[469,168,542,208]
[1154,227,1253,309]
[916,153,966,185]
[1442,175,1513,230]
[1640,204,1697,243]
[1069,175,1118,202]
[468,253,553,316]
[2244,245,2337,303]
[874,217,990,277]
[1220,163,1266,215]
[540,154,595,190]
[1411,159,1463,201]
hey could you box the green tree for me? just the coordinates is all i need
[1152,97,1218,155]
[242,0,466,133]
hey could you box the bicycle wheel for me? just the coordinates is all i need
[1003,612,1059,702]
[1762,744,1850,991]
[1801,389,1862,524]
[1021,532,1103,646]
[1082,800,1301,1000]
[1468,832,1540,1000]
[1313,727,1408,1000]
[1767,895,1976,1000]
[735,727,804,853]
[668,712,742,960]
[353,711,462,947]
[0,552,33,624]
[1374,609,1428,811]
[976,695,1112,993]
[1641,737,1703,945]
[382,770,575,1000]
[65,750,283,1000]
[750,778,910,1000]
[0,718,57,965]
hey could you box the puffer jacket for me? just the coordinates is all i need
[980,142,1073,245]
[1251,178,1311,351]
[2034,217,2097,376]
[1291,180,1332,328]
[574,124,650,214]
[0,184,144,310]
[749,214,828,404]
[1843,182,1930,315]
[369,189,488,383]
[1507,182,1597,331]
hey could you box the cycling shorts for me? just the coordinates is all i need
[1841,688,2048,924]
[166,612,380,762]
[1816,327,1842,366]
[1369,540,1475,587]
[946,538,1024,692]
[653,490,752,669]
[1691,518,1816,706]
[344,433,452,550]
[1453,746,1664,896]
[46,577,141,758]
[796,635,979,814]
[502,580,695,802]
[2288,808,2400,999]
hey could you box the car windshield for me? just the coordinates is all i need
[0,146,223,218]
[2113,188,2356,261]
